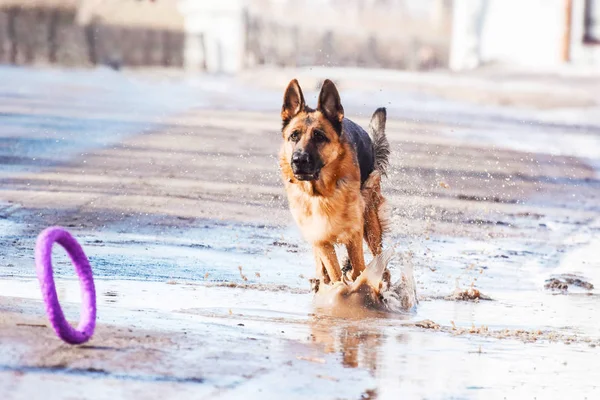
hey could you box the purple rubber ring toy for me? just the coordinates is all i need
[35,226,96,345]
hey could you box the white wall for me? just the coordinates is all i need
[481,0,565,67]
[178,0,245,73]
[451,0,566,70]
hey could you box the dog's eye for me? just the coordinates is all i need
[313,130,328,142]
[289,131,301,142]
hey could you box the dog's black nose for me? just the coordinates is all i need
[292,152,311,168]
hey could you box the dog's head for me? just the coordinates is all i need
[280,79,344,181]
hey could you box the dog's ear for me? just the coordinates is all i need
[317,79,344,131]
[282,79,305,125]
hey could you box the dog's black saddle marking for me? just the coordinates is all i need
[342,118,375,186]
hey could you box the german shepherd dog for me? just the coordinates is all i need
[279,79,390,292]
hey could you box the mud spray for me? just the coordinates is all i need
[313,248,418,317]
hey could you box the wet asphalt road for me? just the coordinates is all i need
[1,66,600,399]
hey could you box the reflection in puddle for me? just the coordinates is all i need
[307,312,600,399]
[310,316,388,371]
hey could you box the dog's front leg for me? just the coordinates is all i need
[313,243,342,283]
[347,232,367,281]
[312,247,331,292]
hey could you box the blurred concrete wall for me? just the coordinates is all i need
[0,2,184,68]
[0,0,454,71]
[177,0,454,72]
[243,0,453,71]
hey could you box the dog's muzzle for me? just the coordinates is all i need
[291,151,321,181]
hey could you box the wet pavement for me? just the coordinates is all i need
[1,66,600,399]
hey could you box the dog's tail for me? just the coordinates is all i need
[368,107,390,177]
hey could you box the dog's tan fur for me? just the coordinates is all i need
[279,79,389,288]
